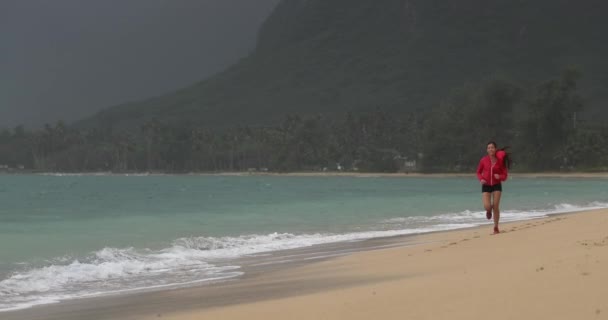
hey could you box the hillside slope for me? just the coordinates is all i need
[82,0,608,129]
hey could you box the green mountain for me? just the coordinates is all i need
[82,0,608,129]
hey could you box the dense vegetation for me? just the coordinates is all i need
[2,71,606,173]
[80,0,608,130]
[3,0,607,172]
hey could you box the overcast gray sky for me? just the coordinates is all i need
[0,0,280,128]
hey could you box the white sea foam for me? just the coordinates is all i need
[0,224,475,312]
[0,246,243,312]
[382,202,608,225]
[2,201,606,312]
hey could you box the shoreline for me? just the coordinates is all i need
[207,171,608,179]
[3,171,608,178]
[4,208,607,320]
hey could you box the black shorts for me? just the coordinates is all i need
[482,183,502,193]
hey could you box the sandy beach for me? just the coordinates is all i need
[165,209,608,320]
[5,208,607,320]
[209,171,608,179]
[4,171,605,179]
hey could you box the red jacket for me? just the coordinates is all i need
[476,151,508,186]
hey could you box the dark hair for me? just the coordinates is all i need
[500,146,512,169]
[486,141,511,169]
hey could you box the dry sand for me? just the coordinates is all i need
[165,209,608,320]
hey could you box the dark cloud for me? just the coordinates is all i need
[0,0,280,128]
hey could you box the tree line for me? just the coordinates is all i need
[1,70,606,173]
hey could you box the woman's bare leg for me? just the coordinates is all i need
[482,192,492,220]
[492,191,502,232]
[482,192,492,212]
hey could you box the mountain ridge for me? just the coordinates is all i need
[80,0,608,129]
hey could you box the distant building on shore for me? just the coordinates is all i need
[394,156,418,172]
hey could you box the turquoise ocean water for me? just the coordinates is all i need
[1,174,606,311]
